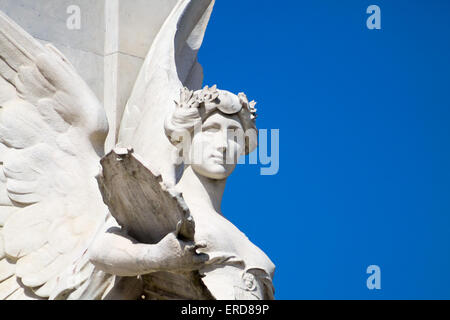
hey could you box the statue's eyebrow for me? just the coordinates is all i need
[228,124,242,130]
[202,122,220,129]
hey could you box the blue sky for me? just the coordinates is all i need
[199,0,450,299]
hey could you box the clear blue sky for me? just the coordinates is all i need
[199,0,450,299]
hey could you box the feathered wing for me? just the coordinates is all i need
[118,0,215,186]
[0,10,115,300]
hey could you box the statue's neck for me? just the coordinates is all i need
[176,166,226,215]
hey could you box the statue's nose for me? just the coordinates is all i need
[215,131,228,152]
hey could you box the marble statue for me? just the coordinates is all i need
[0,0,275,300]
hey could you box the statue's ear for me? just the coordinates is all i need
[168,129,195,169]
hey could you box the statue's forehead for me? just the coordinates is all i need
[203,111,242,127]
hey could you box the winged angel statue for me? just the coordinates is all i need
[0,0,275,300]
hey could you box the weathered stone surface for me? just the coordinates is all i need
[97,149,193,244]
[0,0,178,150]
[0,0,275,300]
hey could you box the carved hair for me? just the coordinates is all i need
[164,85,258,154]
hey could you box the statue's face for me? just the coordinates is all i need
[189,112,244,180]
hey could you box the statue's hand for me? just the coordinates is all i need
[150,232,209,272]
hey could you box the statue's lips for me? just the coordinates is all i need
[210,155,225,164]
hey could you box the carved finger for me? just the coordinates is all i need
[175,220,183,236]
[185,244,196,252]
[208,254,236,265]
[194,253,209,264]
[194,241,207,250]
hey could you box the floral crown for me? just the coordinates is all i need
[175,85,258,121]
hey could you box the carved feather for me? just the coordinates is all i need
[0,10,112,300]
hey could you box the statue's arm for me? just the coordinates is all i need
[89,227,208,277]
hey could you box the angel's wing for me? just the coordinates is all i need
[117,0,215,186]
[0,10,115,300]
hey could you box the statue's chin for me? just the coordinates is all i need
[192,163,234,180]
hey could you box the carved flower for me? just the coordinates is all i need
[238,92,258,121]
[176,85,220,109]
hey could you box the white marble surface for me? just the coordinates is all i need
[0,0,275,300]
[0,0,178,151]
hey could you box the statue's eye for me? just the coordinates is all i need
[203,125,220,133]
